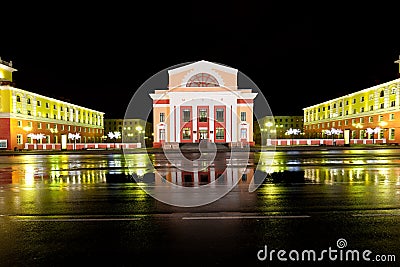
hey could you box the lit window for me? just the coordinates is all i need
[16,134,22,144]
[182,128,191,140]
[186,73,219,87]
[216,128,225,140]
[199,109,207,122]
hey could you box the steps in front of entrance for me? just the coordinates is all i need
[175,143,230,152]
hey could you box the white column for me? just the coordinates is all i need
[209,105,214,142]
[169,106,175,142]
[231,104,238,142]
[226,105,231,142]
[175,106,180,142]
[192,106,197,143]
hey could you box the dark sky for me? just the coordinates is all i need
[2,3,400,119]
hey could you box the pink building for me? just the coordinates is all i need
[150,60,257,148]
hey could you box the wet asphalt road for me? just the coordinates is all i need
[0,149,399,266]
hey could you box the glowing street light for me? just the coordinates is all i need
[108,131,121,149]
[68,132,81,150]
[323,128,343,145]
[285,128,301,145]
[135,126,144,147]
[366,127,380,144]
[265,121,273,146]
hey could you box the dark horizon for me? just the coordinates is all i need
[2,3,399,119]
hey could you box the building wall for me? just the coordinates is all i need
[0,88,104,150]
[303,78,400,143]
[150,60,257,147]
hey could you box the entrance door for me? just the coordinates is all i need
[199,129,208,141]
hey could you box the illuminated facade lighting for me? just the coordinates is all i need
[149,60,257,148]
[0,58,105,150]
[303,57,400,143]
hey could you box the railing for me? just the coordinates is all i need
[265,139,387,146]
[24,142,141,150]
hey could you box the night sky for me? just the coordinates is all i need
[2,3,399,119]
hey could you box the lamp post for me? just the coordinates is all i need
[366,127,380,144]
[135,126,144,148]
[107,131,121,149]
[265,121,273,146]
[285,128,301,145]
[68,133,81,150]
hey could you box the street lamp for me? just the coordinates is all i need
[366,127,380,144]
[265,121,273,146]
[285,128,301,145]
[68,133,81,150]
[135,126,144,147]
[107,131,121,149]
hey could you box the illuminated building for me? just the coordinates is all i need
[149,60,257,148]
[258,115,304,139]
[104,118,152,146]
[0,58,104,150]
[303,57,400,144]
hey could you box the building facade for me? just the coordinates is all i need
[303,59,400,144]
[104,118,151,146]
[258,115,304,139]
[149,60,257,148]
[0,58,104,150]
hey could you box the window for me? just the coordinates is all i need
[27,121,32,127]
[17,120,22,127]
[360,107,364,112]
[160,112,165,122]
[240,128,247,139]
[182,109,191,122]
[390,113,395,120]
[45,102,49,108]
[361,96,364,102]
[159,129,165,141]
[380,90,384,97]
[345,110,348,115]
[46,123,50,129]
[370,105,374,111]
[380,103,385,109]
[240,112,246,121]
[27,98,31,104]
[391,88,396,94]
[339,102,342,107]
[369,116,373,123]
[369,94,374,100]
[346,100,349,105]
[391,101,395,107]
[216,128,225,140]
[216,108,224,122]
[182,128,191,140]
[37,100,41,106]
[353,98,356,104]
[27,110,31,116]
[199,109,207,122]
[333,103,336,108]
[360,117,364,123]
[389,129,395,140]
[379,115,383,122]
[186,73,219,87]
[16,134,22,145]
[16,95,21,102]
[38,122,42,129]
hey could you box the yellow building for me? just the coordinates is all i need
[303,58,400,144]
[0,58,104,150]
